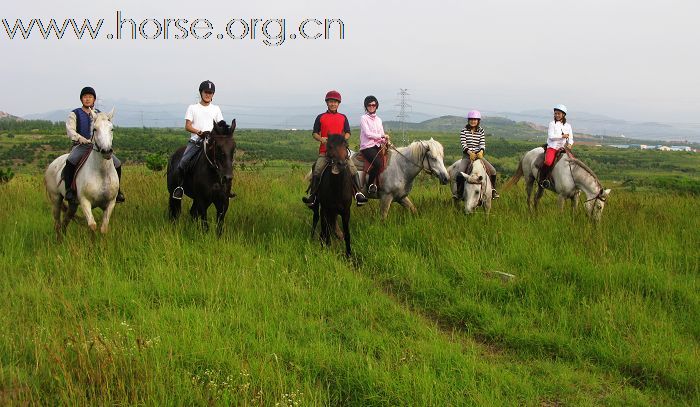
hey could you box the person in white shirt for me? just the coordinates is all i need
[539,104,573,188]
[172,80,225,199]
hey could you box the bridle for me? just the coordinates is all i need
[203,134,234,183]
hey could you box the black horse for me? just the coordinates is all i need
[311,134,353,257]
[167,119,236,235]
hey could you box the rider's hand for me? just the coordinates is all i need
[562,133,570,139]
[477,150,484,159]
[76,136,90,144]
[321,138,327,145]
[468,151,477,161]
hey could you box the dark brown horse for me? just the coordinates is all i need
[311,134,353,257]
[167,119,236,235]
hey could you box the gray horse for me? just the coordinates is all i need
[505,147,611,222]
[351,138,449,219]
[45,109,119,238]
[448,158,493,215]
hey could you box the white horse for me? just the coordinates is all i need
[351,138,450,219]
[448,159,493,215]
[505,147,611,222]
[45,109,119,238]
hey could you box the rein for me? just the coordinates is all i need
[390,142,434,175]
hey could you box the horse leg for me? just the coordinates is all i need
[341,208,351,258]
[214,198,228,237]
[399,196,418,215]
[571,191,580,215]
[169,196,182,220]
[311,204,319,239]
[61,202,78,235]
[533,185,545,210]
[557,195,566,212]
[79,198,97,232]
[99,200,116,234]
[199,202,209,232]
[380,194,393,220]
[319,209,330,247]
[525,177,535,210]
[334,215,344,240]
[52,197,64,241]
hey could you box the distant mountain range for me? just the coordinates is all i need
[9,101,700,143]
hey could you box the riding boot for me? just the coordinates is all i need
[302,174,319,206]
[490,174,499,199]
[62,161,78,204]
[538,165,552,189]
[172,167,185,199]
[115,166,125,203]
[455,177,465,200]
[352,173,368,206]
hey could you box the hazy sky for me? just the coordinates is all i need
[2,0,699,123]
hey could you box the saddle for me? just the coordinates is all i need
[62,147,93,191]
[352,147,388,187]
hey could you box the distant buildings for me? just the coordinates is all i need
[607,144,696,152]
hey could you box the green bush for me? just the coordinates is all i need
[145,153,167,172]
[0,167,14,183]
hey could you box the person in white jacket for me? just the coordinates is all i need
[539,104,573,188]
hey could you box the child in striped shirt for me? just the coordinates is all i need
[452,110,499,200]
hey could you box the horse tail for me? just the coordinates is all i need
[503,158,524,191]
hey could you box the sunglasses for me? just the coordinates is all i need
[367,103,378,107]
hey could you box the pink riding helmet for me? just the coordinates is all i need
[467,110,482,120]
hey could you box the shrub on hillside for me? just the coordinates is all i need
[145,153,167,172]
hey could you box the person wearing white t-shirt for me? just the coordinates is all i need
[539,104,573,188]
[172,80,224,199]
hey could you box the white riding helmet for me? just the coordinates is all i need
[553,104,568,115]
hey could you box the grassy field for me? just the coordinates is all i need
[0,159,698,405]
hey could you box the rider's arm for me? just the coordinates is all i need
[312,114,325,144]
[185,120,202,136]
[566,124,574,146]
[343,115,351,140]
[459,128,469,153]
[479,132,486,152]
[66,111,81,142]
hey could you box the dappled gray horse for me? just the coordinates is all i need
[351,138,449,219]
[448,158,493,215]
[45,109,119,238]
[505,147,611,222]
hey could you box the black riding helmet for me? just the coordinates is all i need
[364,95,379,110]
[199,80,215,93]
[80,86,96,99]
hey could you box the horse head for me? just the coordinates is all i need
[420,138,449,184]
[89,108,115,159]
[585,188,611,222]
[205,119,237,183]
[326,134,349,167]
[459,166,486,214]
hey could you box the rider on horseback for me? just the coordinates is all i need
[63,86,125,205]
[359,95,389,195]
[539,104,574,189]
[173,80,234,200]
[302,90,368,207]
[452,110,499,200]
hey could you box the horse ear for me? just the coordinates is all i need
[107,108,115,121]
[603,188,611,196]
[89,108,98,120]
[458,172,468,180]
[230,119,236,134]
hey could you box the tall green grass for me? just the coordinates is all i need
[0,165,697,405]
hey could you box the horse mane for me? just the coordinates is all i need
[326,134,347,149]
[571,157,601,185]
[403,139,443,161]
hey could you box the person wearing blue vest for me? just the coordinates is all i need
[63,86,125,204]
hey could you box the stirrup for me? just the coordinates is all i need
[355,192,368,206]
[172,186,184,200]
[539,180,550,189]
[302,195,316,206]
[368,183,378,194]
